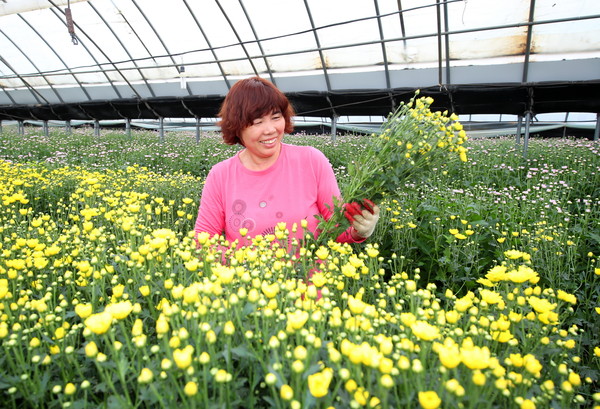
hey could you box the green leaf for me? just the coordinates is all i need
[301,362,323,380]
[107,395,127,409]
[230,344,256,361]
[262,396,277,408]
[242,301,257,316]
[587,231,600,245]
[69,400,91,409]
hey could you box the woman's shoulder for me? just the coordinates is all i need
[207,153,239,176]
[283,143,327,162]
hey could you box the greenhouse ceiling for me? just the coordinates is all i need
[0,0,599,122]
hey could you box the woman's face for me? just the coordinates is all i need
[239,110,286,160]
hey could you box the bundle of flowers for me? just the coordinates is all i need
[317,92,468,242]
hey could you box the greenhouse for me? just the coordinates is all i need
[0,1,599,408]
[1,0,599,137]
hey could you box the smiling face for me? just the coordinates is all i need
[239,110,286,168]
[217,77,295,146]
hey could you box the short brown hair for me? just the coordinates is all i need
[217,76,295,145]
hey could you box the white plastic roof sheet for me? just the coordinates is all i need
[0,0,599,118]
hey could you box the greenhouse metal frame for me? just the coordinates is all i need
[0,0,599,139]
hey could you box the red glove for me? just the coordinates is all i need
[344,199,376,223]
[344,202,363,223]
[361,199,376,214]
[344,199,379,239]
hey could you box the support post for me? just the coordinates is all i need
[594,113,600,141]
[18,120,24,135]
[523,111,531,158]
[331,115,338,143]
[43,120,49,137]
[562,112,569,139]
[0,120,2,135]
[516,116,523,144]
[159,117,164,143]
[126,118,131,137]
[65,120,72,135]
[195,117,201,143]
[94,120,100,137]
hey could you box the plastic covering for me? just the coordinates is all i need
[0,0,599,120]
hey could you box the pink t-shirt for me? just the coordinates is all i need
[194,143,360,245]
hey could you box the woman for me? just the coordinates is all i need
[194,76,379,247]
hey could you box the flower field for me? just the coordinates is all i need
[0,127,599,409]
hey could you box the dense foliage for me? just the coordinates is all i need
[0,127,599,409]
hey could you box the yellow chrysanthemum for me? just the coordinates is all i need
[173,346,194,370]
[505,265,539,283]
[479,289,504,305]
[557,290,577,305]
[84,311,113,335]
[437,342,461,369]
[184,381,198,396]
[411,321,440,341]
[105,300,133,320]
[286,310,309,331]
[280,385,294,401]
[527,296,556,314]
[138,368,153,384]
[460,345,491,370]
[75,303,93,319]
[308,368,333,398]
[418,391,441,409]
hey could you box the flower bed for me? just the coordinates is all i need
[1,152,598,408]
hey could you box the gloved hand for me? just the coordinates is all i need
[344,199,380,239]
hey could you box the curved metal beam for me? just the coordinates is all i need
[0,53,47,104]
[0,27,63,103]
[373,0,391,90]
[522,0,536,83]
[9,6,600,84]
[443,0,451,85]
[302,0,332,92]
[130,0,192,96]
[397,0,407,48]
[76,103,96,120]
[3,2,598,96]
[436,0,443,85]
[12,0,582,84]
[180,100,195,117]
[57,3,143,100]
[18,13,92,101]
[117,8,156,63]
[141,100,161,119]
[0,87,17,105]
[48,4,122,99]
[213,0,259,77]
[237,0,276,85]
[87,1,156,98]
[108,101,127,119]
[31,1,450,76]
[181,0,231,90]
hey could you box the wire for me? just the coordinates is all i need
[5,0,464,79]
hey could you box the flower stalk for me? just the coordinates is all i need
[317,91,468,243]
